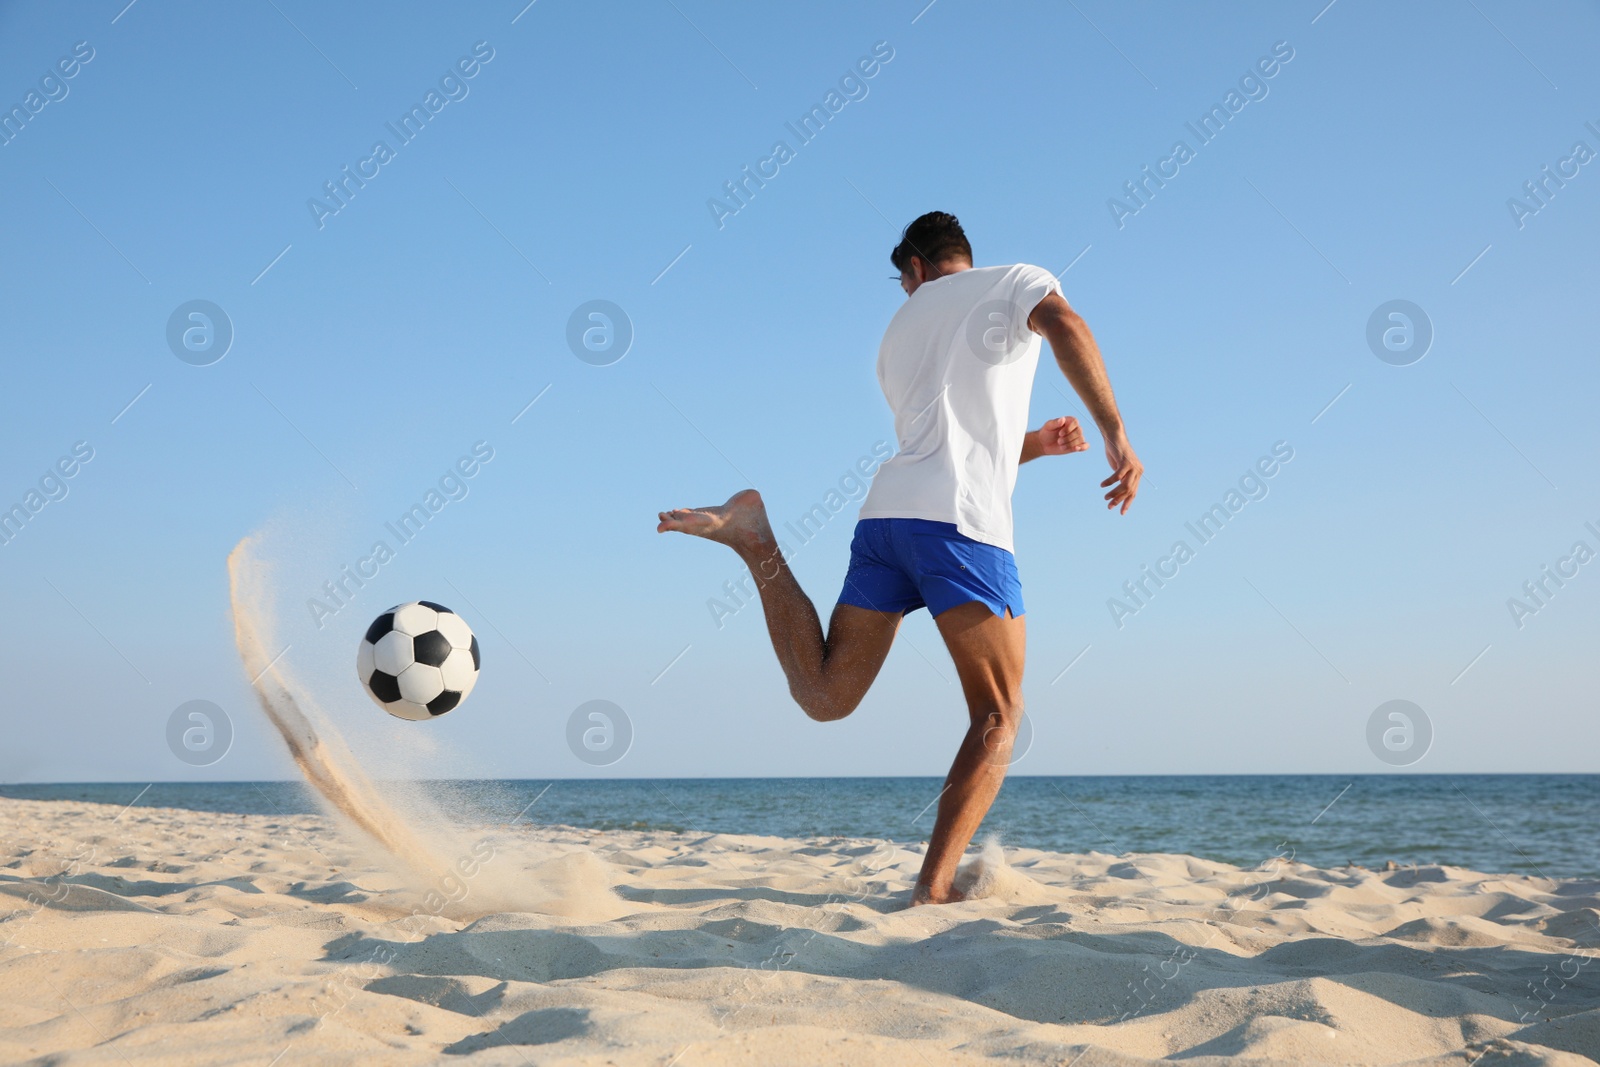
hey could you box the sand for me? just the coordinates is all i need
[3,798,1599,1065]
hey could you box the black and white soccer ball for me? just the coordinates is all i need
[357,601,480,720]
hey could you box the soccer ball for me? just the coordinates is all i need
[357,601,480,720]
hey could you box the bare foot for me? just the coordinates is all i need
[908,882,966,908]
[657,489,775,552]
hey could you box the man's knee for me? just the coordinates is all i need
[973,691,1023,725]
[792,682,862,723]
[975,699,1024,755]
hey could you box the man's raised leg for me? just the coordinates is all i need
[913,600,1027,906]
[658,490,900,721]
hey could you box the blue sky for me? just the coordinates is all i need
[2,0,1596,783]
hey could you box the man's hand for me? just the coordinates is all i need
[1101,434,1143,514]
[1020,416,1088,463]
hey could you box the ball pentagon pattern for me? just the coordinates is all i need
[357,602,479,719]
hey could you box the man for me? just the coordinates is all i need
[658,211,1141,906]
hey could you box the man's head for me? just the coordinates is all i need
[891,211,973,295]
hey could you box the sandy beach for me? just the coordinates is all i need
[2,798,1598,1065]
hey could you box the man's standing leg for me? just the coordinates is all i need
[913,600,1026,905]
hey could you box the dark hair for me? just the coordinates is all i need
[890,211,972,274]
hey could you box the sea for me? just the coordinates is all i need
[5,775,1597,879]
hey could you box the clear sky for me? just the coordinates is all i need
[2,0,1595,784]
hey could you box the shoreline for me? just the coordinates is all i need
[5,776,1597,882]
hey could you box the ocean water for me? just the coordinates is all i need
[5,775,1597,879]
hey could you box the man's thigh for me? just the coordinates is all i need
[933,601,1026,717]
[820,602,902,699]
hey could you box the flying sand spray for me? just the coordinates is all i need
[226,535,622,921]
[228,536,447,876]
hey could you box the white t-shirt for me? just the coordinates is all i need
[858,263,1063,552]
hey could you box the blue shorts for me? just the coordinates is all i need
[838,518,1024,619]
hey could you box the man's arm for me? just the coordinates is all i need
[1028,292,1143,513]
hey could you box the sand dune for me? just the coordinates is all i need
[2,797,1598,1065]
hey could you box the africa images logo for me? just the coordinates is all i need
[307,41,496,230]
[1107,40,1295,229]
[706,41,895,230]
